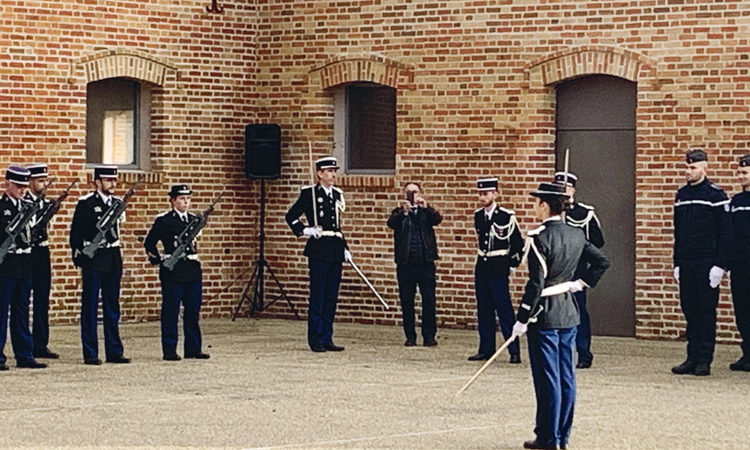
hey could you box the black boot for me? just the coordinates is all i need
[671,359,696,375]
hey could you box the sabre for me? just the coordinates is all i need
[347,257,389,309]
[456,306,544,396]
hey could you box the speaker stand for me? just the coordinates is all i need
[232,179,300,321]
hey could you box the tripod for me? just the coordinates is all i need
[232,179,300,321]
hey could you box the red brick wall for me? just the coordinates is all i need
[2,1,748,342]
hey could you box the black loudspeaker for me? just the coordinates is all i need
[244,124,281,179]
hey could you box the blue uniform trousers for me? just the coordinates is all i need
[729,262,750,358]
[80,269,124,360]
[160,280,203,357]
[573,289,593,364]
[475,275,519,356]
[0,277,34,364]
[396,262,437,341]
[527,327,577,448]
[31,252,52,354]
[678,258,719,365]
[307,259,342,349]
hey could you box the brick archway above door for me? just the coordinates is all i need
[68,48,177,85]
[524,46,657,87]
[309,54,414,90]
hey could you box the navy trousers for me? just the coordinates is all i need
[31,247,52,353]
[527,327,577,448]
[475,275,519,356]
[307,259,342,349]
[0,276,34,364]
[729,262,750,358]
[161,280,203,357]
[573,289,593,364]
[396,262,437,341]
[80,269,124,361]
[678,258,719,365]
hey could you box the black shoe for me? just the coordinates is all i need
[310,346,326,353]
[729,356,750,371]
[106,355,131,364]
[693,363,710,376]
[0,363,8,371]
[467,353,490,361]
[17,358,47,369]
[34,349,60,359]
[404,339,417,347]
[163,354,182,361]
[84,358,103,365]
[184,353,210,359]
[671,359,696,375]
[523,439,557,449]
[423,338,438,347]
[509,353,522,364]
[576,360,592,369]
[324,343,345,352]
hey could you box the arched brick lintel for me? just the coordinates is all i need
[525,46,657,86]
[69,48,177,85]
[310,54,414,90]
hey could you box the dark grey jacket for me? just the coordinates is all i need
[517,217,610,329]
[387,205,442,265]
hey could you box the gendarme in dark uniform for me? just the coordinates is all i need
[470,177,524,363]
[514,181,609,450]
[554,171,605,369]
[24,163,60,359]
[672,149,730,377]
[69,165,129,365]
[0,166,47,370]
[144,184,209,361]
[727,154,750,372]
[285,156,348,352]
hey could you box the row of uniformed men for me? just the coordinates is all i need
[0,164,209,370]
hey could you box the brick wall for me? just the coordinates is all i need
[2,0,749,343]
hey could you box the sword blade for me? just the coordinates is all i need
[348,258,389,309]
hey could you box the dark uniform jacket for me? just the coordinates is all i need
[24,191,51,276]
[473,205,523,278]
[69,191,123,273]
[144,209,202,283]
[24,192,50,246]
[728,190,750,266]
[387,205,442,265]
[0,193,33,279]
[285,184,348,264]
[517,217,609,329]
[564,201,604,278]
[673,178,731,268]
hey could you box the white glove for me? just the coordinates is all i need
[512,321,528,337]
[709,266,724,289]
[673,267,680,283]
[569,280,586,293]
[302,227,321,238]
[344,249,352,263]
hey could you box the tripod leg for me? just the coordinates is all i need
[232,263,259,321]
[264,260,302,320]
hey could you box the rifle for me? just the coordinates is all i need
[162,191,224,271]
[32,179,78,242]
[0,199,42,265]
[81,180,139,259]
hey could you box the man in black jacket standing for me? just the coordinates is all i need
[387,182,442,347]
[512,181,609,450]
[672,149,730,377]
[728,154,750,372]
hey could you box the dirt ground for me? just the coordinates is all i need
[1,317,749,449]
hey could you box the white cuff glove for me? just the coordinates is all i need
[673,267,680,283]
[302,227,321,238]
[569,280,587,294]
[512,321,528,338]
[709,266,724,289]
[344,249,352,263]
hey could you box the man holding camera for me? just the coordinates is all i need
[387,182,442,347]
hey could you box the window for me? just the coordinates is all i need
[334,83,396,173]
[86,78,151,170]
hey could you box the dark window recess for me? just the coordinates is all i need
[86,78,140,166]
[347,85,396,172]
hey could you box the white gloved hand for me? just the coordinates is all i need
[512,321,528,337]
[569,279,586,294]
[344,249,352,263]
[302,227,321,238]
[673,266,680,283]
[709,266,725,289]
